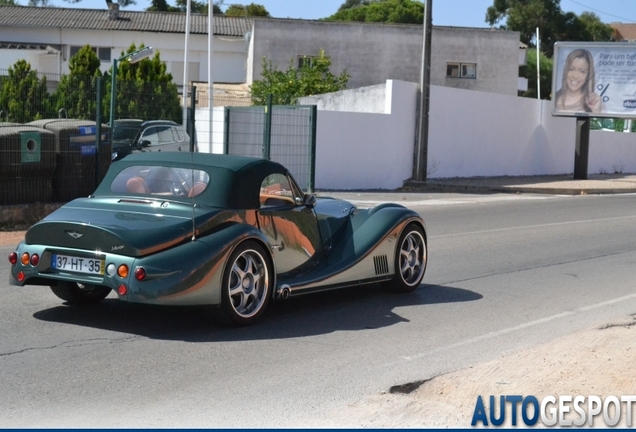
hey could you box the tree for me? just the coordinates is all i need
[486,0,613,57]
[106,43,182,123]
[147,0,223,14]
[225,3,270,17]
[325,0,423,24]
[0,0,19,4]
[337,0,372,11]
[146,0,180,12]
[52,45,102,120]
[250,51,350,105]
[57,0,136,8]
[519,48,553,100]
[0,59,49,123]
[577,11,614,41]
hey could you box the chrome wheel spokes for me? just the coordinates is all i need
[228,249,269,318]
[399,230,426,286]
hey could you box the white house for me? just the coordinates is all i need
[0,5,251,91]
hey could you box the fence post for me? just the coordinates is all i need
[189,85,197,152]
[223,107,230,154]
[95,76,102,189]
[263,94,272,160]
[309,104,317,194]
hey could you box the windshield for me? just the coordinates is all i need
[111,165,210,198]
[112,122,142,141]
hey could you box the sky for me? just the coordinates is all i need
[32,0,636,26]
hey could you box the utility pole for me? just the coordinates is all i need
[414,0,432,182]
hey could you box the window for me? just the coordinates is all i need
[98,48,111,62]
[446,62,477,79]
[112,165,209,197]
[260,173,300,207]
[298,56,317,69]
[69,46,111,62]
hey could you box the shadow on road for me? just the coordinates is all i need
[33,283,482,342]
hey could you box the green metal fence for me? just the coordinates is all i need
[223,101,317,192]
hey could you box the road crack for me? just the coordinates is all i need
[0,335,142,357]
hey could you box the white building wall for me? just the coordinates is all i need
[0,28,247,85]
[250,19,522,96]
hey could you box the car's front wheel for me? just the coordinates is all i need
[382,223,427,293]
[50,282,111,304]
[217,241,273,326]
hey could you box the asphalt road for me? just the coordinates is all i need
[2,191,636,427]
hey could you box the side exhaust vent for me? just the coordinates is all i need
[373,255,389,275]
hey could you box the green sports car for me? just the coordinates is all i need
[9,153,427,325]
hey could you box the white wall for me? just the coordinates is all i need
[428,86,573,178]
[313,80,418,190]
[589,129,636,174]
[428,86,636,178]
[194,106,226,154]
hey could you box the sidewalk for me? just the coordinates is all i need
[404,173,636,195]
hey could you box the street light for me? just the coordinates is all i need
[109,46,155,129]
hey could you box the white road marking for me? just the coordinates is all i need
[431,214,636,239]
[385,292,636,365]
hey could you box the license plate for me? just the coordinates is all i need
[52,254,105,275]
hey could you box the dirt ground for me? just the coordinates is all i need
[3,230,635,428]
[304,315,636,428]
[1,230,26,247]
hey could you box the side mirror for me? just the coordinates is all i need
[138,140,151,148]
[303,194,316,208]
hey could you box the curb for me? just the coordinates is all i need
[403,181,636,196]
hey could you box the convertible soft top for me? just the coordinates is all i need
[95,152,289,209]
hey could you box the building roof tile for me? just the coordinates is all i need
[0,5,251,36]
[611,23,636,42]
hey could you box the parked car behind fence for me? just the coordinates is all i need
[111,119,193,161]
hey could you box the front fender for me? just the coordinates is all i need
[336,204,425,262]
[282,204,425,293]
[125,223,272,306]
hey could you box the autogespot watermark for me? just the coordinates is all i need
[471,395,636,427]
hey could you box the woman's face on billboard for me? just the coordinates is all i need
[566,57,589,93]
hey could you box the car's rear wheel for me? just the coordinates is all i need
[50,282,111,304]
[217,241,273,326]
[382,223,427,293]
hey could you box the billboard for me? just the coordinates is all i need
[552,42,636,118]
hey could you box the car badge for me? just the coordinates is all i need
[66,231,84,239]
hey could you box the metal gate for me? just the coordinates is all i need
[224,104,317,192]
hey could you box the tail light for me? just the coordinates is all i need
[117,285,127,296]
[21,253,30,265]
[117,264,129,278]
[30,254,40,266]
[134,267,146,281]
[8,252,17,265]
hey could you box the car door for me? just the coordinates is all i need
[256,173,323,275]
[138,126,170,152]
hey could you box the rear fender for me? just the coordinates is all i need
[124,223,272,306]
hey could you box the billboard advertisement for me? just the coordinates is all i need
[552,42,636,118]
